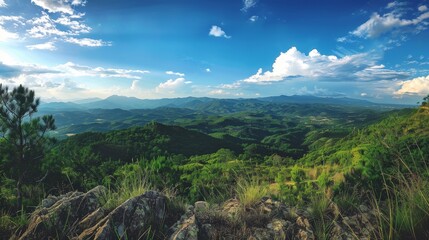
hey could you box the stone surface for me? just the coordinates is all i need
[13,187,378,240]
[77,190,167,240]
[13,186,107,240]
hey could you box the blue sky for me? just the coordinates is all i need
[1,0,429,104]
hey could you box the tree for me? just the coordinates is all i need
[422,94,429,106]
[0,84,56,210]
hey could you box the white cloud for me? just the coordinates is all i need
[209,25,231,39]
[26,41,56,51]
[242,0,257,12]
[242,47,408,84]
[418,5,428,12]
[0,26,19,41]
[9,3,110,49]
[54,15,91,34]
[386,1,405,9]
[27,12,69,38]
[0,61,59,79]
[360,92,368,96]
[394,75,429,96]
[336,37,347,42]
[71,0,86,6]
[0,16,25,41]
[352,10,429,39]
[57,62,149,79]
[156,77,192,93]
[65,37,111,47]
[31,0,84,15]
[206,68,211,73]
[249,15,259,22]
[165,71,185,77]
[0,0,6,7]
[0,16,25,24]
[220,82,242,89]
[208,89,227,95]
[0,61,149,81]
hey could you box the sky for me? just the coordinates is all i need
[1,0,429,104]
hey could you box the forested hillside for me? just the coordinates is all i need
[1,85,429,239]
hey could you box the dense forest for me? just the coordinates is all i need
[1,84,429,239]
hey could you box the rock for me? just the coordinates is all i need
[13,186,107,240]
[267,219,288,239]
[14,187,379,240]
[297,229,315,240]
[78,190,167,240]
[77,208,105,233]
[296,216,311,229]
[222,199,241,216]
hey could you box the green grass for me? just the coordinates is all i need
[102,167,152,211]
[371,176,429,240]
[0,210,29,238]
[309,193,336,240]
[235,178,269,208]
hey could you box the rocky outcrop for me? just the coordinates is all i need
[14,187,377,240]
[78,191,167,239]
[12,187,174,240]
[13,186,107,240]
[170,197,377,240]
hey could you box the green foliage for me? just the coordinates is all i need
[317,171,333,189]
[291,165,305,186]
[103,164,152,211]
[0,84,56,211]
[179,149,246,202]
[310,193,336,240]
[235,179,269,208]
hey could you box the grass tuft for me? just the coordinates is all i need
[235,178,269,208]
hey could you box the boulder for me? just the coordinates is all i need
[77,191,167,240]
[13,186,106,240]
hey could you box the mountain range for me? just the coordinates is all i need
[40,95,410,111]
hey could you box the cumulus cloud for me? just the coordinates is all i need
[156,78,192,93]
[27,41,56,51]
[242,0,257,12]
[65,37,111,47]
[165,71,185,77]
[209,25,231,38]
[242,47,408,84]
[57,79,84,91]
[0,0,6,7]
[30,0,84,15]
[206,68,211,73]
[394,75,429,96]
